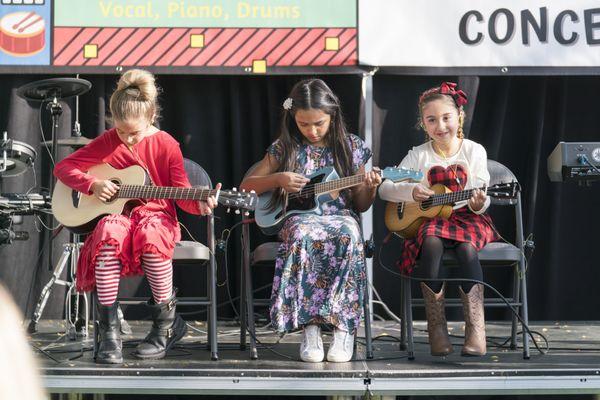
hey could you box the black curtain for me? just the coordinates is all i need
[0,73,598,323]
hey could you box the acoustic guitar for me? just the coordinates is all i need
[255,166,423,235]
[52,164,257,234]
[384,182,520,239]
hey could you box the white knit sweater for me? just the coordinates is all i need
[378,139,491,214]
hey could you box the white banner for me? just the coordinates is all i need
[359,0,600,67]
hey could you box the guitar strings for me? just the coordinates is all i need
[391,185,514,211]
[287,172,382,199]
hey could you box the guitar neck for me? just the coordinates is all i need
[118,185,217,201]
[428,186,485,206]
[313,173,368,194]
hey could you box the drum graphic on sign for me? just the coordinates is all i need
[0,11,45,57]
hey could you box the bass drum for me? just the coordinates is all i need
[0,140,37,178]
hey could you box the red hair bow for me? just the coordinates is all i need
[439,82,468,107]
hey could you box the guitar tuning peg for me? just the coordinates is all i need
[232,187,237,192]
[250,190,255,193]
[241,188,246,192]
[226,208,231,213]
[244,211,250,216]
[235,209,241,215]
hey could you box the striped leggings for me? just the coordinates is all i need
[95,244,173,305]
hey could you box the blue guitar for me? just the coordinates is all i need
[255,166,423,235]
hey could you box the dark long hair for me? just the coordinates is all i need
[270,79,354,208]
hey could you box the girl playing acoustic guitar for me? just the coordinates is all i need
[240,79,381,363]
[54,69,219,364]
[379,82,498,357]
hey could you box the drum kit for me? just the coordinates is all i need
[0,76,93,339]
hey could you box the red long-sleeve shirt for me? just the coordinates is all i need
[53,128,201,219]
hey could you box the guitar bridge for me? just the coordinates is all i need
[396,202,405,219]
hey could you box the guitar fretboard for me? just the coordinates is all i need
[118,185,217,201]
[313,174,367,194]
[426,186,485,207]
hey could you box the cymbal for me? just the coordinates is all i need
[17,78,91,101]
[41,136,92,148]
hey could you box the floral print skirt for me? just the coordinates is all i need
[270,211,367,334]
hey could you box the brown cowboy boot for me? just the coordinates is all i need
[420,282,453,356]
[459,283,487,356]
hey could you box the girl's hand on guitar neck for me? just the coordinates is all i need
[199,183,221,215]
[363,167,382,189]
[277,172,310,193]
[468,188,487,212]
[91,179,119,202]
[412,184,435,201]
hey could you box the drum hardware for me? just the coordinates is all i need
[0,131,37,178]
[40,136,92,148]
[16,77,91,191]
[17,77,92,338]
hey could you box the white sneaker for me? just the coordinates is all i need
[327,328,354,362]
[300,325,324,362]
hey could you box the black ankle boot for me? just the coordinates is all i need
[133,294,187,359]
[96,301,123,364]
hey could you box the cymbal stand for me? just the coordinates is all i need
[29,96,89,338]
[28,241,89,339]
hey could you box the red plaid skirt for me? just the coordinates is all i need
[397,207,499,274]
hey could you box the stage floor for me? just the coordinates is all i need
[32,319,600,396]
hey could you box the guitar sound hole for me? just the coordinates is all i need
[274,173,325,219]
[420,199,433,210]
[106,179,121,203]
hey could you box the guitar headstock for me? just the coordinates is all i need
[381,166,424,183]
[218,188,257,215]
[487,181,521,199]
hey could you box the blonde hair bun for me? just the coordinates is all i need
[116,69,157,102]
[109,69,160,123]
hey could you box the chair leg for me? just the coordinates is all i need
[510,263,520,350]
[241,225,257,360]
[207,216,218,361]
[244,265,258,360]
[404,277,415,360]
[519,259,530,359]
[209,253,219,361]
[363,281,373,360]
[400,278,407,351]
[92,292,98,360]
[239,245,247,351]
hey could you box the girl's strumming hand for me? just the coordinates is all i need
[277,172,309,193]
[91,179,119,202]
[412,184,435,201]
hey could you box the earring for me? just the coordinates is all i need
[457,111,465,139]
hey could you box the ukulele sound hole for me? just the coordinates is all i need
[420,198,433,210]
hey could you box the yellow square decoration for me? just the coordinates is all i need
[252,59,267,74]
[325,37,339,51]
[83,44,98,59]
[190,34,205,48]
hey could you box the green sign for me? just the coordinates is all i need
[54,0,357,28]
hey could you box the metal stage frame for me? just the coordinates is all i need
[34,320,600,397]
